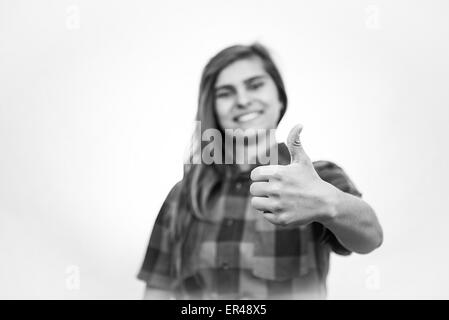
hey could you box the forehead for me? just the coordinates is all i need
[215,57,268,87]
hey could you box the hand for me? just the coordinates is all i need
[249,124,338,226]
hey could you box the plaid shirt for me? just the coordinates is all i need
[137,143,362,299]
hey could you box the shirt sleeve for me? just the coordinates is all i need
[137,182,182,290]
[313,161,363,255]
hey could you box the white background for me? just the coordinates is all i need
[1,0,448,299]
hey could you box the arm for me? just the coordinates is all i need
[137,182,183,300]
[250,124,383,255]
[321,184,383,254]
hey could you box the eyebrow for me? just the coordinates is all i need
[214,75,267,91]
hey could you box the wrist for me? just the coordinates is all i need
[317,183,341,226]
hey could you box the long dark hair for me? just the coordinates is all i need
[171,43,289,276]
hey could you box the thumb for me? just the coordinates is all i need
[287,124,308,163]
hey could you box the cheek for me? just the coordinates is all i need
[263,106,281,129]
[214,100,234,127]
[215,99,233,117]
[258,88,282,123]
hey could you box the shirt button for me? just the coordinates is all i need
[221,262,229,270]
[226,218,234,227]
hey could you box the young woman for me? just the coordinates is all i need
[137,43,383,299]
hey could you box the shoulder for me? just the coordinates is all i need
[155,180,183,226]
[313,160,362,197]
[166,180,183,201]
[313,160,341,171]
[312,160,345,179]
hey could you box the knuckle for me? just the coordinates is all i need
[250,197,258,208]
[250,195,257,203]
[270,182,282,196]
[272,201,284,213]
[250,168,258,181]
[272,166,285,180]
[249,183,256,195]
[276,214,289,226]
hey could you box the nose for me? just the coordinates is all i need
[236,89,251,109]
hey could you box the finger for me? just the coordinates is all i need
[250,165,282,182]
[262,212,291,226]
[250,196,279,213]
[249,182,271,197]
[286,123,308,163]
[261,212,281,225]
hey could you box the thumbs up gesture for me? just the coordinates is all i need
[250,124,338,226]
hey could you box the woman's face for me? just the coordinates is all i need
[214,57,283,133]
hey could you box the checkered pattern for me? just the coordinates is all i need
[137,143,362,299]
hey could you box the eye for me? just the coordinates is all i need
[215,90,233,99]
[248,82,264,90]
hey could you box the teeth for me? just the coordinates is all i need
[237,112,260,122]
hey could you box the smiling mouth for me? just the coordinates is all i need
[233,111,263,123]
